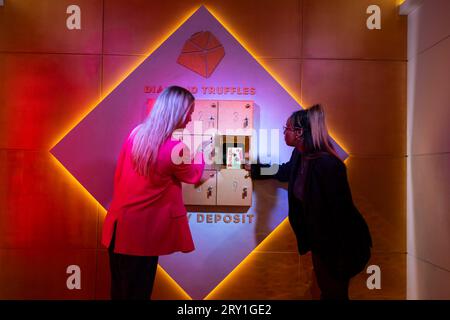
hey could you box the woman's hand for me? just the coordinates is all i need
[243,152,249,171]
[196,138,212,153]
[196,138,216,159]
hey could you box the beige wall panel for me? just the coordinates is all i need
[0,150,98,249]
[303,0,406,60]
[407,254,450,300]
[407,0,450,59]
[254,219,298,254]
[206,252,304,299]
[0,249,96,299]
[409,37,450,155]
[258,58,302,103]
[350,252,406,299]
[103,0,202,55]
[0,0,103,54]
[104,0,301,58]
[0,53,101,149]
[206,0,302,58]
[102,54,145,96]
[409,153,450,270]
[301,59,406,156]
[207,252,405,300]
[346,156,406,253]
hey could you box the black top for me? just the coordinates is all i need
[252,149,372,278]
[293,156,308,202]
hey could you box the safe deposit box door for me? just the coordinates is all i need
[182,170,217,205]
[216,169,252,206]
[185,100,218,134]
[218,101,253,133]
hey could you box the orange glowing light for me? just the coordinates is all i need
[49,6,201,300]
[205,6,303,106]
[204,218,292,299]
[50,5,351,300]
[205,5,349,157]
[50,6,200,150]
[50,153,106,212]
[203,6,350,297]
[156,266,193,300]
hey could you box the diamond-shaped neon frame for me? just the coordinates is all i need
[50,5,349,299]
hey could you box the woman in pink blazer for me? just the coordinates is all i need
[101,86,206,300]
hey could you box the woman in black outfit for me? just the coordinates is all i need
[253,104,372,300]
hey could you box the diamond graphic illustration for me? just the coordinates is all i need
[51,6,348,299]
[177,31,225,78]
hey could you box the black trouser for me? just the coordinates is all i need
[312,252,350,300]
[108,224,159,300]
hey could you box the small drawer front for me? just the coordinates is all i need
[216,169,252,206]
[182,170,217,205]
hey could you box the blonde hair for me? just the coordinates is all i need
[307,104,339,158]
[290,104,340,160]
[131,86,194,176]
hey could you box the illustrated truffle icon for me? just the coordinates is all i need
[177,31,225,78]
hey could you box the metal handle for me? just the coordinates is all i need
[207,186,213,198]
[242,187,248,199]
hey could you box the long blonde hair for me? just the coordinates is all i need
[290,104,340,160]
[131,86,194,176]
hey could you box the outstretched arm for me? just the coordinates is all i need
[250,149,297,182]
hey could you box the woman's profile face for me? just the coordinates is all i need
[179,102,195,129]
[283,118,297,147]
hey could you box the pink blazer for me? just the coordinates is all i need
[101,131,204,256]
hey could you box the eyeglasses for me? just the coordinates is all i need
[283,126,302,133]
